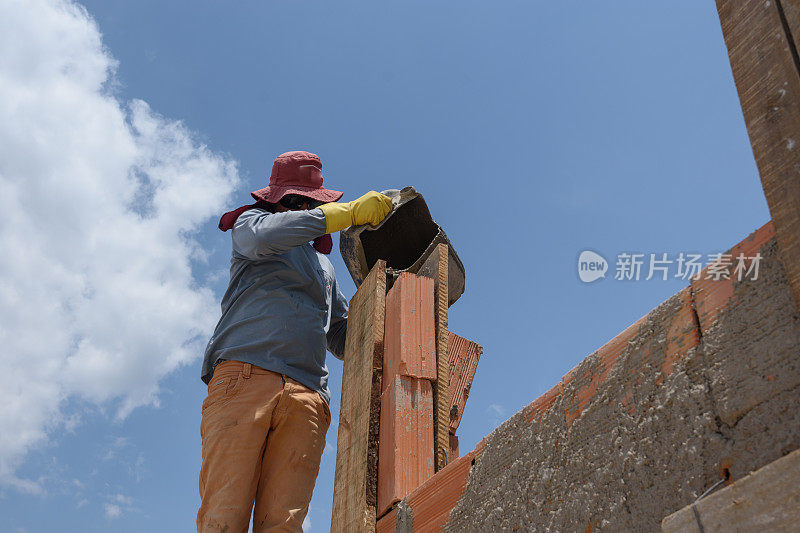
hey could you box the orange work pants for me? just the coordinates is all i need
[197,361,330,532]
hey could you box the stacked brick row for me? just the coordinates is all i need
[378,273,437,517]
[377,222,800,531]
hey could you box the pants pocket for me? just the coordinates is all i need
[201,373,243,414]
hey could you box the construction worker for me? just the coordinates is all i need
[197,150,393,532]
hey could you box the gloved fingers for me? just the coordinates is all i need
[378,193,393,210]
[348,191,391,227]
[362,191,392,226]
[369,193,393,226]
[365,191,393,212]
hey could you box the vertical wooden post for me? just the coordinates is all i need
[781,1,800,45]
[419,243,451,472]
[331,260,386,533]
[716,0,800,313]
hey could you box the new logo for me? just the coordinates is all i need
[578,250,608,283]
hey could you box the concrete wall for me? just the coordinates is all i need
[376,222,800,532]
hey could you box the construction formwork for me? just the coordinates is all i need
[332,0,800,529]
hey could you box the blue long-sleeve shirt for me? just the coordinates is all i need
[201,207,348,403]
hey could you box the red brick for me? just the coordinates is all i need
[376,449,483,532]
[377,375,435,516]
[376,507,397,533]
[449,433,459,461]
[447,332,482,433]
[660,287,700,380]
[377,272,438,516]
[383,272,436,387]
[524,285,701,427]
[691,221,774,335]
[562,315,646,426]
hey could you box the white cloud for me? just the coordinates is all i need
[101,490,136,520]
[111,493,134,506]
[131,453,146,483]
[487,403,506,417]
[0,0,238,490]
[303,512,311,532]
[104,503,122,519]
[486,403,507,429]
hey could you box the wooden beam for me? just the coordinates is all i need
[419,243,450,471]
[778,1,800,50]
[661,448,800,532]
[716,0,800,313]
[331,260,386,533]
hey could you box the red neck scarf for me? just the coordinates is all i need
[218,202,333,254]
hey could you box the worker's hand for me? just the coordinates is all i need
[319,191,393,233]
[349,191,393,227]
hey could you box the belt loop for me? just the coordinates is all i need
[242,363,251,379]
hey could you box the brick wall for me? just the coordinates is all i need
[376,222,800,532]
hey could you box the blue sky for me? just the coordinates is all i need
[0,1,769,531]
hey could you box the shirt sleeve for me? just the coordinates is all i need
[232,208,327,259]
[326,275,349,360]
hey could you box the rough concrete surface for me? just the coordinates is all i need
[701,240,800,479]
[446,237,800,532]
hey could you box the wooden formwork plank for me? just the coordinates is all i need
[419,243,450,471]
[779,1,800,49]
[716,0,800,313]
[331,260,386,533]
[661,448,800,532]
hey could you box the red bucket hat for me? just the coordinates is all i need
[251,151,343,204]
[218,150,342,254]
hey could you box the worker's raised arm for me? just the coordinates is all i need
[318,191,393,233]
[232,208,327,259]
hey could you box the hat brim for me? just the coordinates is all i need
[251,185,343,205]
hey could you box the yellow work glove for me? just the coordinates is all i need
[319,191,393,233]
